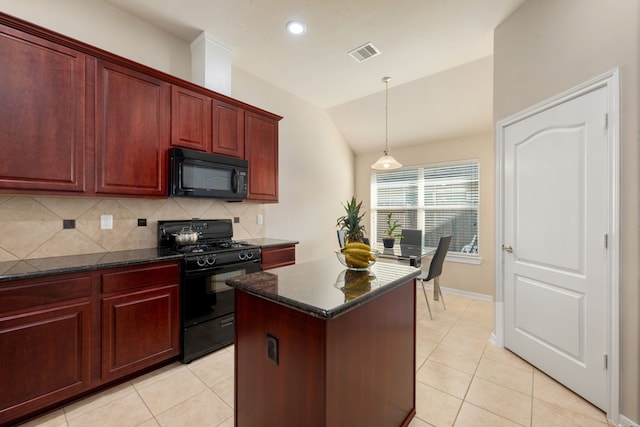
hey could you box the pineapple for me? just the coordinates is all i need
[336,196,366,243]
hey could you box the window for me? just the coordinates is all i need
[371,161,479,255]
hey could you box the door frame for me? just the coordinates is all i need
[494,69,620,421]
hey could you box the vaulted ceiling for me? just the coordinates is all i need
[102,0,525,153]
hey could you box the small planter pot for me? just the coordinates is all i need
[382,238,395,248]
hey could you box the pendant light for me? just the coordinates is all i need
[371,76,402,170]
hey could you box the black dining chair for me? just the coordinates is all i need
[417,235,451,320]
[400,229,422,247]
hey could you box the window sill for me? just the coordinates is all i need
[446,253,482,265]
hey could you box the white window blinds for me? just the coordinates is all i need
[372,161,479,254]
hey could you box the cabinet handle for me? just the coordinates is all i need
[502,245,513,254]
[221,317,234,328]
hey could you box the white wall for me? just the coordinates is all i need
[494,0,639,422]
[231,68,355,263]
[0,0,355,263]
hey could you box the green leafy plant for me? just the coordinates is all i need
[336,196,366,243]
[384,212,403,238]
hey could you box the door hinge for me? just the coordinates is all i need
[604,113,608,131]
[604,354,608,369]
[604,233,608,249]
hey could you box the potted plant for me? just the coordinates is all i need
[382,212,402,248]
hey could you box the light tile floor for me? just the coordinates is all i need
[19,292,611,427]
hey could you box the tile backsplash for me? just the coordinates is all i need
[0,195,265,261]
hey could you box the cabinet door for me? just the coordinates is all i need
[171,85,211,152]
[245,111,279,202]
[212,99,244,158]
[0,301,92,424]
[95,60,170,197]
[101,284,179,382]
[0,24,86,193]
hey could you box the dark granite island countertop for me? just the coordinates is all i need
[227,256,420,427]
[226,256,420,319]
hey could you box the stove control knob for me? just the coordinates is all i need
[196,256,207,267]
[206,255,216,265]
[245,250,254,259]
[239,251,247,261]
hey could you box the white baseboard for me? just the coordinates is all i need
[618,414,639,427]
[417,282,493,302]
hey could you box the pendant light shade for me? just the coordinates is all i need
[371,76,402,170]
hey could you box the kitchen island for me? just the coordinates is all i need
[226,257,421,427]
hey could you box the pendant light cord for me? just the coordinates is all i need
[384,77,389,155]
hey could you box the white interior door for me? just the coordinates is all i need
[502,85,609,410]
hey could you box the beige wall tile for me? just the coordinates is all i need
[0,196,266,260]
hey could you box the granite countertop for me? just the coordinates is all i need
[244,238,299,248]
[0,248,183,283]
[226,256,420,320]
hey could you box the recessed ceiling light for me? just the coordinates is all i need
[286,20,307,35]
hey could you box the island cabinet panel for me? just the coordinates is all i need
[95,60,170,197]
[0,24,86,194]
[170,85,211,152]
[260,245,296,270]
[100,262,180,382]
[235,291,326,425]
[235,279,416,427]
[212,99,245,158]
[0,274,93,426]
[245,111,279,202]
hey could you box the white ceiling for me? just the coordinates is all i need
[102,0,525,154]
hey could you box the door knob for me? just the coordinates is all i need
[502,245,513,254]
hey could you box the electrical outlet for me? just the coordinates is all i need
[266,334,279,365]
[63,219,75,229]
[234,217,240,223]
[257,214,263,225]
[137,218,147,227]
[100,214,113,230]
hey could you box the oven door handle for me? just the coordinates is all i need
[220,317,234,328]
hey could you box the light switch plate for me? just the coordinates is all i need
[100,214,113,230]
[257,214,263,225]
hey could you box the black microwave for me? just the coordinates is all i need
[169,148,248,200]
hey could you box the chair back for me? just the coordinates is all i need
[426,235,452,281]
[337,230,347,248]
[400,229,422,247]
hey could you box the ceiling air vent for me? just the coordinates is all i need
[348,42,381,63]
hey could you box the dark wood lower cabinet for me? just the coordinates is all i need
[101,284,179,382]
[235,278,416,427]
[0,260,180,426]
[260,244,296,270]
[0,274,93,426]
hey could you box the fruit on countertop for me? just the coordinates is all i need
[341,242,376,268]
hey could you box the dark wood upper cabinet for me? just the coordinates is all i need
[211,99,244,158]
[170,85,211,152]
[95,60,170,197]
[245,111,279,202]
[0,24,86,193]
[0,12,282,201]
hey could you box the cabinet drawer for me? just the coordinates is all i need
[261,246,296,270]
[102,262,180,294]
[0,275,92,315]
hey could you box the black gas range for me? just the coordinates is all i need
[158,219,261,363]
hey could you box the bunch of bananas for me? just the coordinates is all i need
[341,241,375,268]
